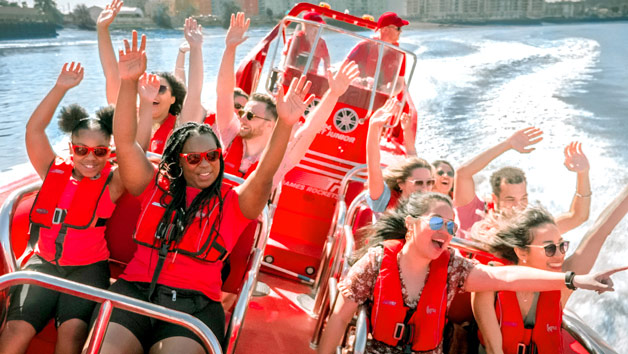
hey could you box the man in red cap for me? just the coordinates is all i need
[345,12,409,93]
[283,11,331,74]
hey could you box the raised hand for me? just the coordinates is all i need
[573,266,628,293]
[400,112,412,132]
[138,73,160,102]
[179,41,190,53]
[507,126,543,153]
[55,62,84,90]
[369,98,400,128]
[327,61,360,97]
[97,0,123,30]
[184,17,203,49]
[118,30,147,81]
[225,12,250,48]
[276,75,314,126]
[564,141,590,173]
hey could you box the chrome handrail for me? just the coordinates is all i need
[0,181,41,274]
[562,308,617,354]
[352,305,368,354]
[0,272,223,354]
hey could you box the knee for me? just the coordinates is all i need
[57,319,88,344]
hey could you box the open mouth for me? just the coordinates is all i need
[432,238,445,250]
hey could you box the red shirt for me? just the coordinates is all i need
[284,31,330,73]
[346,39,406,83]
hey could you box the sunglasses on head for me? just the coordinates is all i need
[408,179,435,187]
[180,148,222,165]
[437,170,454,177]
[238,109,271,122]
[158,85,169,94]
[527,241,570,257]
[70,143,110,157]
[420,216,457,236]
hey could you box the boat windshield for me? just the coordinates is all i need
[265,16,417,117]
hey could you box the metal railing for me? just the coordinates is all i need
[0,272,223,354]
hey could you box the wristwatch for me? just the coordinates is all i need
[565,271,577,290]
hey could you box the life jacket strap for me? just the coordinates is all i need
[148,242,170,301]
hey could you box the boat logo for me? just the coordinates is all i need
[35,208,48,214]
[426,306,437,315]
[333,108,359,133]
[382,300,396,306]
[503,321,517,327]
[50,169,64,174]
[546,324,558,333]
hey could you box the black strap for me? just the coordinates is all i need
[53,225,69,265]
[399,307,416,353]
[148,243,170,301]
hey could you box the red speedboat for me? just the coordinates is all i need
[0,3,616,353]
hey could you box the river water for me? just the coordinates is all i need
[1,22,627,350]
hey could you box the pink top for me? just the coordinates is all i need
[120,185,252,301]
[35,177,115,266]
[454,194,485,239]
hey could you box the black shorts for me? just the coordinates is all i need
[6,254,110,332]
[99,278,225,352]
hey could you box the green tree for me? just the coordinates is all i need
[152,3,173,28]
[221,2,241,29]
[73,4,95,30]
[34,0,63,26]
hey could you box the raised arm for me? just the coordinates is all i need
[96,0,123,104]
[563,184,628,275]
[114,31,155,196]
[464,263,625,293]
[555,141,591,233]
[400,112,417,156]
[273,62,360,186]
[174,41,189,86]
[179,18,205,124]
[471,291,504,354]
[216,12,249,137]
[317,294,359,354]
[136,73,160,152]
[453,127,543,207]
[26,62,84,179]
[366,99,400,201]
[236,76,313,219]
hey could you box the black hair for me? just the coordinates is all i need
[352,192,453,263]
[155,71,187,116]
[471,206,555,264]
[58,103,114,138]
[490,167,526,197]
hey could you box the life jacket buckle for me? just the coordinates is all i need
[517,343,527,354]
[393,323,405,341]
[52,208,67,224]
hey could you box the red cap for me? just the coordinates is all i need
[303,11,325,24]
[376,12,409,28]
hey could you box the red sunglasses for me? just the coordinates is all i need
[70,143,111,157]
[180,148,222,165]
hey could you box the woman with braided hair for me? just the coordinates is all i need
[87,31,313,354]
[0,62,125,354]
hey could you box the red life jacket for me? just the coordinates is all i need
[494,291,563,354]
[223,135,258,179]
[29,157,112,263]
[134,177,231,263]
[149,113,177,154]
[386,189,400,209]
[370,240,450,351]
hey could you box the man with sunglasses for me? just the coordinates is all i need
[344,12,409,94]
[453,127,591,237]
[214,13,360,184]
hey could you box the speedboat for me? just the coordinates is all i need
[0,3,616,353]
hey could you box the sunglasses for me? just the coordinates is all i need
[420,216,457,236]
[158,85,169,94]
[180,148,222,165]
[408,179,435,187]
[437,170,454,177]
[234,102,244,110]
[238,109,271,122]
[70,143,110,157]
[527,241,570,257]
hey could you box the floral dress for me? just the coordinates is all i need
[338,247,476,354]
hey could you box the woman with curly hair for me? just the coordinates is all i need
[318,193,626,354]
[366,99,434,213]
[0,62,125,354]
[471,190,628,354]
[86,32,313,354]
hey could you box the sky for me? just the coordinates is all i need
[24,0,112,13]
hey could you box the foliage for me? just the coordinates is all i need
[72,4,95,30]
[221,2,241,29]
[152,3,173,29]
[266,7,273,19]
[34,0,63,25]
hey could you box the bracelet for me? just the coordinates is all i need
[175,66,185,70]
[575,191,592,198]
[565,271,577,290]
